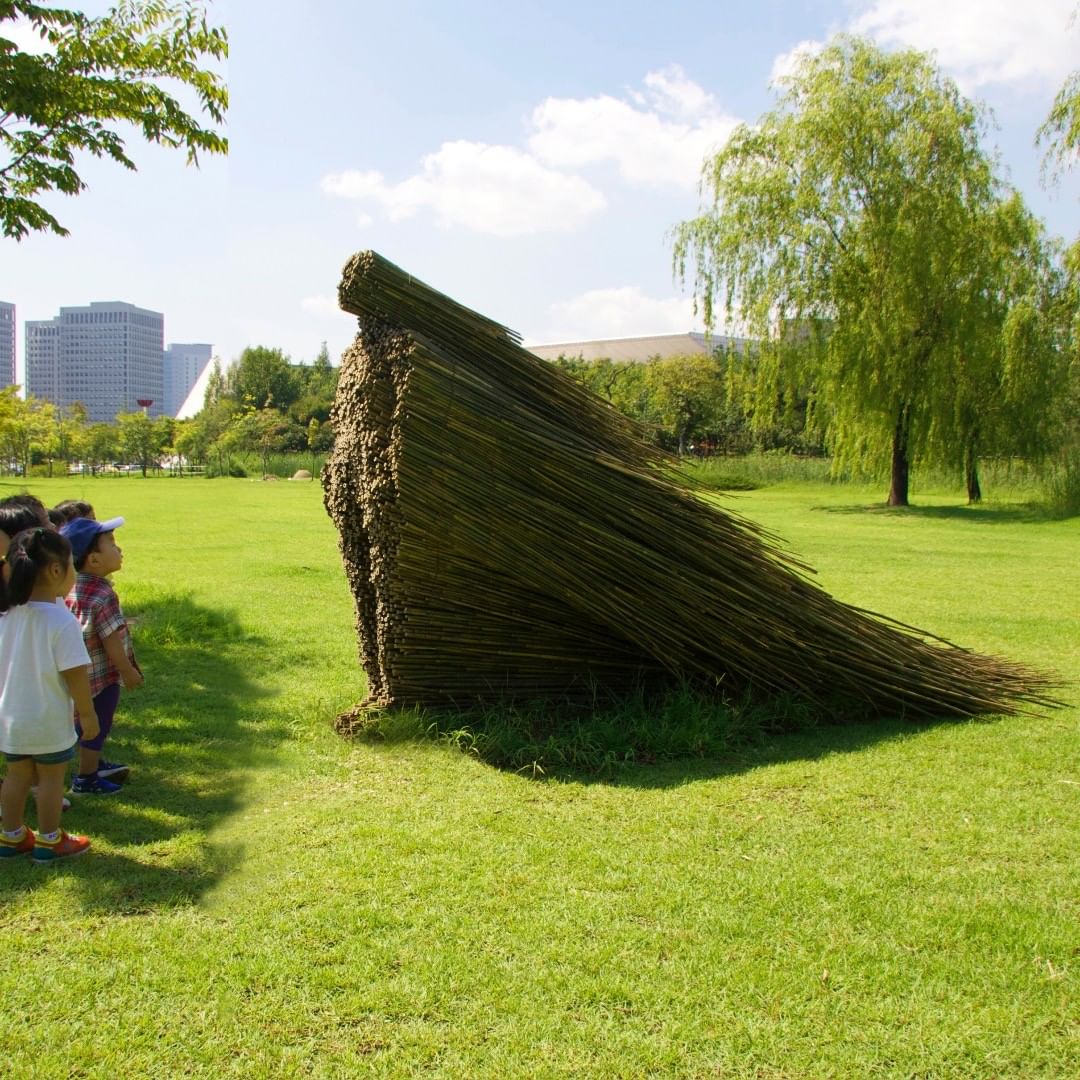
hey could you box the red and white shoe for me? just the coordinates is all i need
[32,830,90,865]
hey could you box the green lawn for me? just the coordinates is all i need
[1,476,1076,1078]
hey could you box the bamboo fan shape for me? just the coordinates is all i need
[323,251,1057,724]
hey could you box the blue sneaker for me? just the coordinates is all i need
[96,760,130,783]
[70,774,122,795]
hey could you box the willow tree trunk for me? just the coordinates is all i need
[964,439,982,504]
[888,403,912,507]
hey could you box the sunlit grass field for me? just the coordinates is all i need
[0,475,1076,1078]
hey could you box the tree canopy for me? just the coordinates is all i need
[1039,67,1080,184]
[673,36,1065,506]
[0,0,228,239]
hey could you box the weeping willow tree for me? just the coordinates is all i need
[673,36,1062,506]
[936,195,1071,502]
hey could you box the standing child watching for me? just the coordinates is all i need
[53,500,95,524]
[0,529,96,863]
[60,517,142,795]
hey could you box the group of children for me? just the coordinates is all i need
[0,493,141,864]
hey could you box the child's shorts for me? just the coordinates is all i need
[3,744,77,765]
[76,683,121,752]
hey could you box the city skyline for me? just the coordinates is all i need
[2,293,214,419]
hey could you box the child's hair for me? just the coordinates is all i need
[47,507,66,528]
[0,503,41,541]
[2,528,73,610]
[0,493,49,527]
[53,499,95,522]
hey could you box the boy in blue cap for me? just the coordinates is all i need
[59,516,143,795]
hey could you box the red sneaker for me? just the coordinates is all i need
[32,830,90,865]
[0,826,35,859]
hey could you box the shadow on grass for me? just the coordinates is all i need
[346,685,979,790]
[0,593,282,912]
[814,501,1065,524]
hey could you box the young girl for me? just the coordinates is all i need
[0,529,98,863]
[0,505,74,818]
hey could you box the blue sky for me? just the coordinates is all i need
[4,0,1078,395]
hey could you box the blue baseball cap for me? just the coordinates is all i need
[60,516,125,560]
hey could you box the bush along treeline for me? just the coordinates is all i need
[0,343,340,480]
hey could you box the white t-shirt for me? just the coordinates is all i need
[0,601,91,755]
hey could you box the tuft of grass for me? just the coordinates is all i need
[1041,448,1080,518]
[682,450,833,489]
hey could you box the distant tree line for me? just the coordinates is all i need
[551,350,822,459]
[178,343,338,475]
[0,343,339,478]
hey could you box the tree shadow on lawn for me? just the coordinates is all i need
[815,501,1061,524]
[0,594,283,913]
[578,712,966,790]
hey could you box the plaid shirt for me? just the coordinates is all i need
[66,573,136,697]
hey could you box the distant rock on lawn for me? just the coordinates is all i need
[293,469,313,480]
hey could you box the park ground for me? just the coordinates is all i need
[0,475,1076,1078]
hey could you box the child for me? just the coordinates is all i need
[0,493,51,531]
[0,503,41,567]
[0,505,73,818]
[52,500,95,523]
[0,528,96,863]
[60,517,142,794]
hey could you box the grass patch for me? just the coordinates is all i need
[353,685,846,777]
[0,475,1076,1078]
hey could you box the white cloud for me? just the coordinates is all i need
[528,65,739,189]
[539,287,697,342]
[321,67,739,234]
[851,0,1076,89]
[356,211,373,229]
[321,141,606,236]
[770,39,826,85]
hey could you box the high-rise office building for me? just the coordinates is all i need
[0,302,14,387]
[24,317,60,401]
[25,301,164,421]
[163,342,213,417]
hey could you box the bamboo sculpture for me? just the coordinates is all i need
[323,251,1057,728]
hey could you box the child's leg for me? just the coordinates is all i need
[33,762,68,836]
[3,762,38,816]
[77,684,120,777]
[0,759,35,833]
[77,746,99,777]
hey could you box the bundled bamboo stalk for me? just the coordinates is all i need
[323,251,1059,725]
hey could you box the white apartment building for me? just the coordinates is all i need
[25,301,164,421]
[163,342,213,417]
[0,302,14,387]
